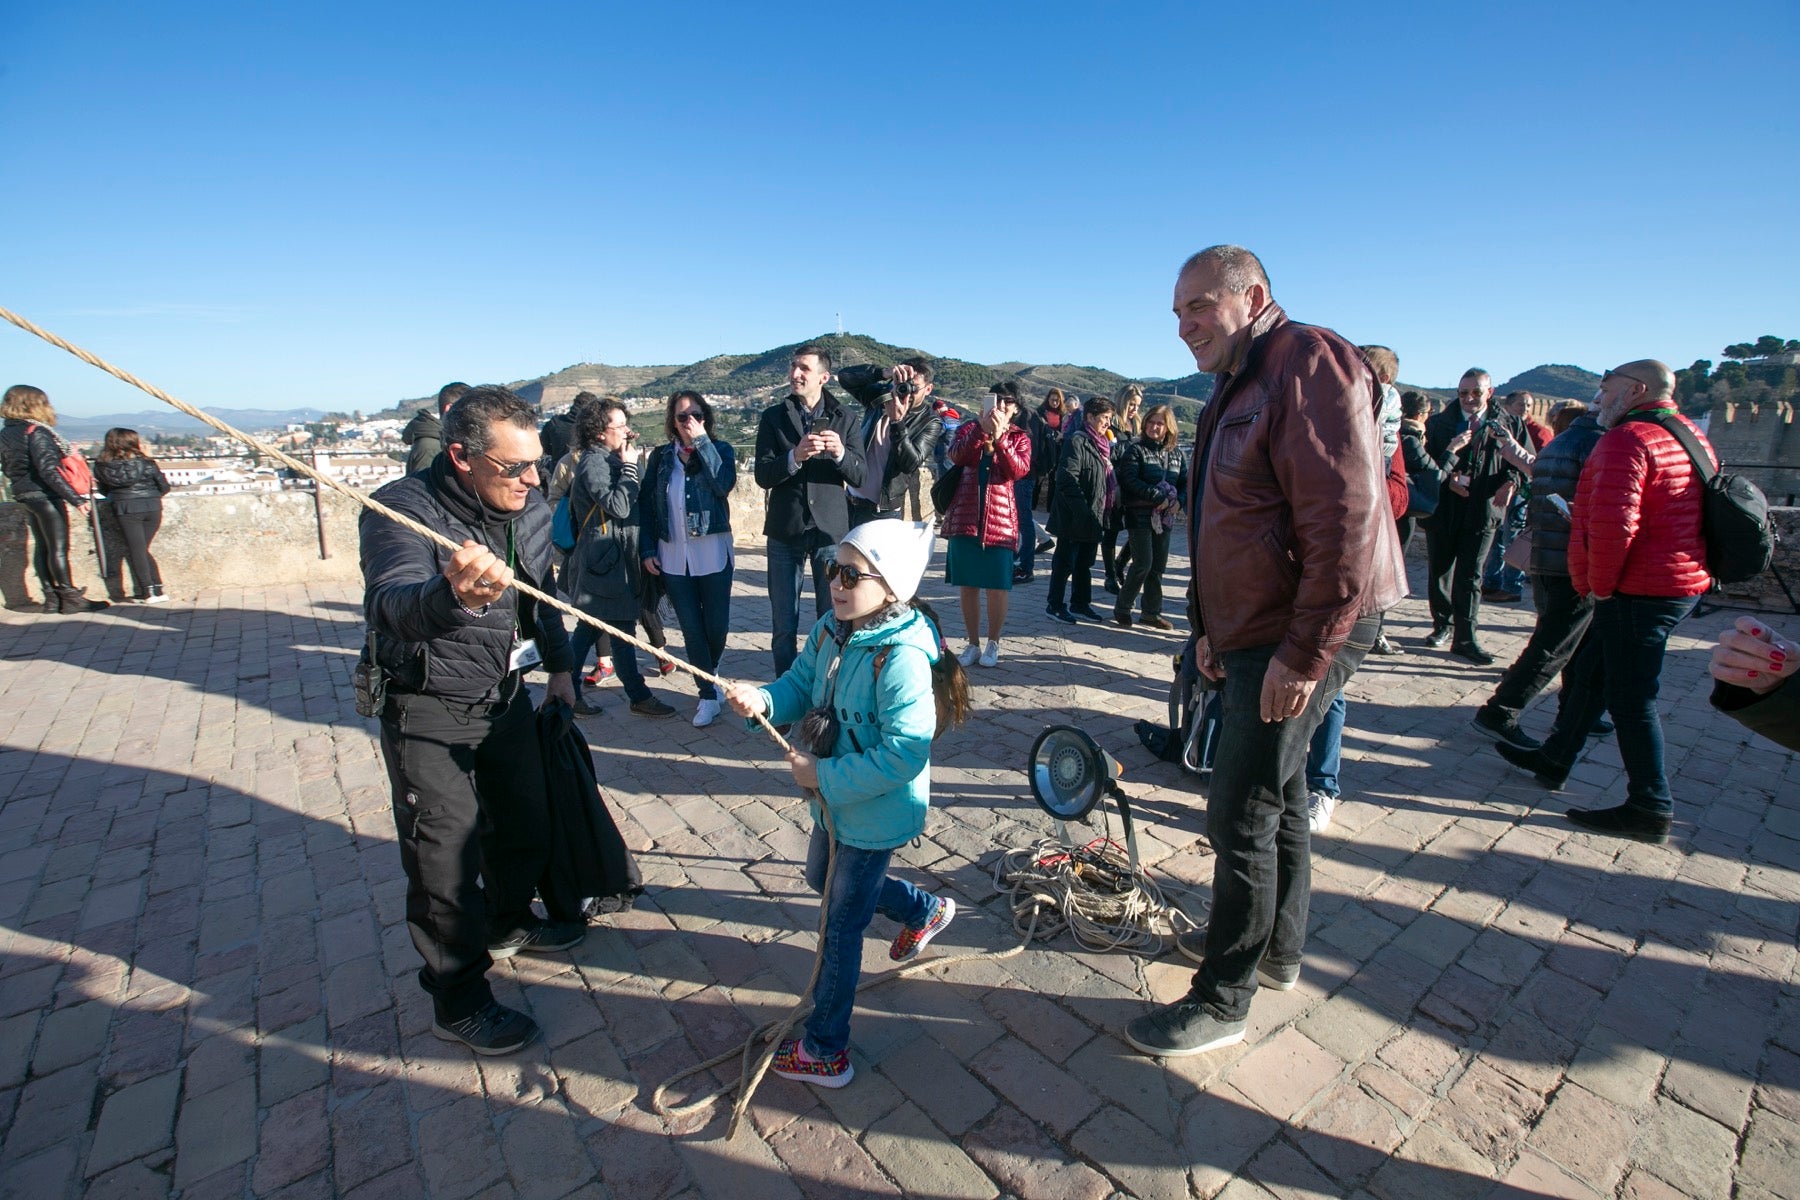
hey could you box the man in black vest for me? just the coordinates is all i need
[753,343,867,673]
[361,386,582,1056]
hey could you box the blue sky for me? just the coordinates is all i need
[3,1,1795,416]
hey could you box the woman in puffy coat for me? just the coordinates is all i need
[0,384,109,613]
[1045,396,1115,624]
[1100,384,1142,593]
[1111,404,1186,630]
[941,386,1031,668]
[95,428,172,604]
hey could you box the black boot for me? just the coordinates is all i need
[1565,804,1670,844]
[54,586,110,613]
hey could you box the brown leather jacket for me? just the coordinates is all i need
[1185,305,1407,680]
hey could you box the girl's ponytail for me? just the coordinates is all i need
[911,598,971,737]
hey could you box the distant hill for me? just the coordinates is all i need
[1497,364,1601,401]
[55,407,329,441]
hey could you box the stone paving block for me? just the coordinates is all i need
[1566,1023,1666,1109]
[251,1086,330,1196]
[172,1074,256,1188]
[498,1101,595,1200]
[328,1080,412,1193]
[1182,1083,1282,1199]
[86,1067,181,1177]
[1629,1095,1738,1200]
[969,1035,1101,1138]
[1291,1080,1407,1189]
[766,1112,903,1200]
[1069,1103,1188,1200]
[875,1029,996,1135]
[1366,1120,1496,1200]
[30,999,110,1077]
[1491,1149,1607,1199]
[84,1157,176,1199]
[1226,1026,1347,1123]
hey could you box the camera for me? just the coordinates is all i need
[894,381,918,398]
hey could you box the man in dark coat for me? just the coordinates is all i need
[753,342,867,674]
[361,385,580,1056]
[402,381,469,476]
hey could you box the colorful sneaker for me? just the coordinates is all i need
[583,661,615,686]
[771,1038,854,1088]
[890,896,956,962]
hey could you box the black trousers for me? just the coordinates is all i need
[1048,538,1099,611]
[1425,504,1498,646]
[1487,573,1595,719]
[18,495,74,589]
[378,682,551,1021]
[1115,525,1171,619]
[114,507,164,593]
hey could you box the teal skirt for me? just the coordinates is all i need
[946,536,1015,590]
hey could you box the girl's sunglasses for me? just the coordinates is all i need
[826,561,883,588]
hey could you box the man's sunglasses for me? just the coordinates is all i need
[477,451,538,479]
[825,561,883,588]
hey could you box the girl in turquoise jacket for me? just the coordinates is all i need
[726,520,967,1088]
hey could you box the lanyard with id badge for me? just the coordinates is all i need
[502,523,543,674]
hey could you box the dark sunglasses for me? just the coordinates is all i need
[826,561,883,588]
[675,411,705,423]
[475,451,538,479]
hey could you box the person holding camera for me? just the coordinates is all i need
[564,397,676,718]
[754,343,867,675]
[837,358,943,528]
[941,384,1032,666]
[359,386,581,1057]
[1421,368,1530,664]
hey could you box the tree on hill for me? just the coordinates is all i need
[1722,336,1798,361]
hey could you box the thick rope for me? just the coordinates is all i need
[0,304,790,750]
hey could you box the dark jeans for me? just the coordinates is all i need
[114,507,164,593]
[1100,524,1130,583]
[801,822,934,1058]
[378,682,550,1021]
[1189,616,1378,1021]
[1115,525,1171,618]
[1013,477,1038,574]
[769,531,835,675]
[661,563,733,700]
[1539,594,1697,818]
[1483,496,1528,593]
[1305,691,1347,797]
[18,495,75,589]
[1047,538,1099,611]
[1425,506,1499,645]
[1487,573,1595,719]
[571,616,651,704]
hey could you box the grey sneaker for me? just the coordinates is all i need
[1124,998,1247,1057]
[488,920,585,960]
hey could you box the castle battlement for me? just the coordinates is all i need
[1717,401,1796,427]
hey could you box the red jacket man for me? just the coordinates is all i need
[1497,359,1714,845]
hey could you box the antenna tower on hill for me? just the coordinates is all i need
[836,312,843,337]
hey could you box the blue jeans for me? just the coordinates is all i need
[1539,593,1697,818]
[570,616,651,704]
[1013,477,1038,574]
[661,563,733,700]
[801,823,935,1058]
[1305,691,1346,797]
[1190,618,1377,1021]
[1483,496,1528,593]
[768,532,835,676]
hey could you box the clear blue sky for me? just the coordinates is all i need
[4,1,1795,416]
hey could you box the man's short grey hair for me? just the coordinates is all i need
[443,385,538,456]
[1178,245,1271,295]
[1460,368,1492,385]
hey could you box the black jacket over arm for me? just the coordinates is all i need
[360,455,572,704]
[95,456,170,516]
[753,389,866,540]
[837,365,942,511]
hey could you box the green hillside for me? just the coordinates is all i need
[1498,364,1601,401]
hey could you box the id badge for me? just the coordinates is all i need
[508,637,542,673]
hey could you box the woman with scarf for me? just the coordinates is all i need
[1100,384,1142,594]
[941,385,1032,668]
[1045,396,1116,624]
[1111,404,1185,630]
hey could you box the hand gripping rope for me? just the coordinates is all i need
[1,305,1205,1141]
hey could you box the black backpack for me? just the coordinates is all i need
[1624,411,1775,585]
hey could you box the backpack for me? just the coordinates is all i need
[1624,412,1775,585]
[26,423,95,497]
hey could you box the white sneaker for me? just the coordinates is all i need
[142,592,169,605]
[977,640,1000,668]
[957,642,981,667]
[1307,790,1338,834]
[693,698,722,728]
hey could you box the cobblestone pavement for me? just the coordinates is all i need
[1,544,1797,1200]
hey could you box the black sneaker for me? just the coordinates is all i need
[1495,741,1570,790]
[1565,804,1671,845]
[1046,605,1077,625]
[1036,538,1054,554]
[1103,576,1121,595]
[1113,610,1133,628]
[433,1001,541,1056]
[1422,627,1452,650]
[630,697,677,718]
[1123,998,1246,1057]
[1471,706,1542,750]
[488,920,586,960]
[1012,568,1034,584]
[571,697,602,717]
[1070,605,1106,622]
[1451,643,1497,666]
[1590,716,1615,737]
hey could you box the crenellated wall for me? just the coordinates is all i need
[1704,402,1799,505]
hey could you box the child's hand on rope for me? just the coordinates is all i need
[785,750,819,790]
[724,683,767,719]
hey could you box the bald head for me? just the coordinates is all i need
[1595,358,1677,428]
[1612,359,1675,401]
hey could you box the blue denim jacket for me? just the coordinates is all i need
[639,437,736,550]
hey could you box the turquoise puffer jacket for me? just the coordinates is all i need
[758,606,942,851]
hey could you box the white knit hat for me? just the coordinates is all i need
[838,520,935,603]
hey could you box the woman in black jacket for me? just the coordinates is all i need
[1111,405,1187,630]
[1396,390,1442,555]
[95,428,173,604]
[1044,398,1115,624]
[0,384,109,613]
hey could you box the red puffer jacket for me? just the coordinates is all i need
[943,422,1031,549]
[1568,403,1713,599]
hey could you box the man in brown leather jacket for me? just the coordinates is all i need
[1124,245,1406,1059]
